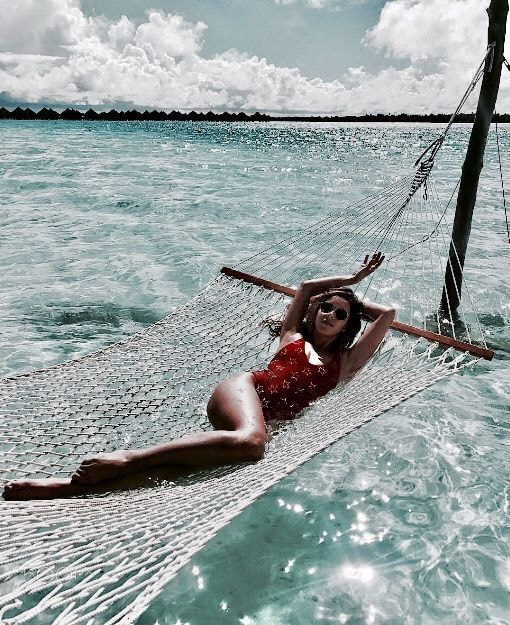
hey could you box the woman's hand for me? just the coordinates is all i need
[353,252,384,283]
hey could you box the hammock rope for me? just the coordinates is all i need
[413,43,494,169]
[494,115,510,244]
[0,158,493,623]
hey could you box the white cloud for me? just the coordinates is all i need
[365,0,486,63]
[0,0,94,56]
[108,16,136,52]
[133,13,206,59]
[0,0,508,113]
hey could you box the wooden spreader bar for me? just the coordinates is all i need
[220,267,494,361]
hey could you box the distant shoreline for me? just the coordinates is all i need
[1,106,510,123]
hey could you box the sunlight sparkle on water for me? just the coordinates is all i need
[371,489,390,503]
[496,559,510,591]
[366,605,377,624]
[338,563,376,584]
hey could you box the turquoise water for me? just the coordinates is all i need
[1,121,509,624]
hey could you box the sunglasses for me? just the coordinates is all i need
[319,301,349,321]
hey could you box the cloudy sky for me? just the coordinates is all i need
[0,0,508,114]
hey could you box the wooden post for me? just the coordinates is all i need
[441,0,508,313]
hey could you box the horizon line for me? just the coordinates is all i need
[2,106,510,123]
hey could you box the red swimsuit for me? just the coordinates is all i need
[252,337,341,420]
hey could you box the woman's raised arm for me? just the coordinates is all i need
[344,299,396,375]
[279,253,384,347]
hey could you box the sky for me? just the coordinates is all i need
[0,0,508,114]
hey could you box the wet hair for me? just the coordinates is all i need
[264,287,364,353]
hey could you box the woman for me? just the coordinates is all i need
[3,252,395,500]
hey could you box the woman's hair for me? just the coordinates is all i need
[264,287,364,352]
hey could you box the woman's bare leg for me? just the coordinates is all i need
[3,373,266,500]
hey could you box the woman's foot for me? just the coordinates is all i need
[2,477,85,500]
[71,450,134,485]
[2,451,135,500]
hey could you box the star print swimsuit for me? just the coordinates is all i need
[252,337,341,420]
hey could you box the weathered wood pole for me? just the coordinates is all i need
[441,0,508,313]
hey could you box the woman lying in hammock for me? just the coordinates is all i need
[3,252,395,500]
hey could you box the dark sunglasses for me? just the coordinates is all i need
[319,301,349,321]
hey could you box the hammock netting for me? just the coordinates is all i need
[0,163,490,624]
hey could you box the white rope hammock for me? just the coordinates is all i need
[0,161,492,624]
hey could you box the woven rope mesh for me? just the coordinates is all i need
[0,166,487,624]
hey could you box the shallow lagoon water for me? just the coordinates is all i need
[0,121,509,624]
